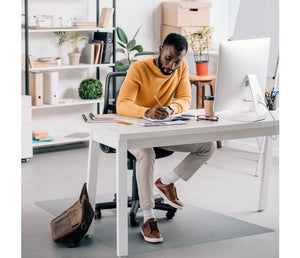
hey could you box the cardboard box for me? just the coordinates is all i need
[162,1,211,27]
[161,25,213,52]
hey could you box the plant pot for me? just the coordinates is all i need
[195,62,209,76]
[68,52,81,65]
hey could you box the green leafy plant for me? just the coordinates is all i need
[185,26,212,63]
[54,31,87,53]
[78,78,103,99]
[116,26,157,71]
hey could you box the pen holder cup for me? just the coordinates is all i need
[265,94,278,111]
[204,96,215,117]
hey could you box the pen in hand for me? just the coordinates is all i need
[154,95,169,118]
[154,95,163,106]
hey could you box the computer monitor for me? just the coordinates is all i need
[213,38,271,122]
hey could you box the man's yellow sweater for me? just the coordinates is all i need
[116,57,191,118]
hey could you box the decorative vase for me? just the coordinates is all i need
[195,62,209,76]
[68,52,81,65]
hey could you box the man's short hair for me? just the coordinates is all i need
[162,33,188,53]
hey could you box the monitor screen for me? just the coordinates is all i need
[213,38,270,119]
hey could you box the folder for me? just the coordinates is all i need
[43,72,59,105]
[29,72,43,106]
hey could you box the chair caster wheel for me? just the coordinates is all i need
[94,209,101,219]
[166,210,176,220]
[130,214,140,227]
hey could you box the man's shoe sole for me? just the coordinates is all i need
[141,230,163,243]
[155,185,183,210]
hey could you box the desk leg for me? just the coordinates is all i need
[116,139,128,257]
[255,137,265,177]
[258,136,274,211]
[86,133,99,236]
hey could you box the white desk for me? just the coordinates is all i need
[85,110,278,257]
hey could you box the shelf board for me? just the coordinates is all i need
[22,27,115,33]
[32,134,89,148]
[31,98,104,110]
[23,63,115,71]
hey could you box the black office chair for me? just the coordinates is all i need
[94,71,177,226]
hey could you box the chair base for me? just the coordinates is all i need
[95,195,177,227]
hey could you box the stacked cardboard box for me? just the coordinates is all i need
[161,1,213,51]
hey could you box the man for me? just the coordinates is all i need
[117,33,215,243]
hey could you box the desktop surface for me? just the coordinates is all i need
[84,109,278,148]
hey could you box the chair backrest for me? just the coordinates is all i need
[100,72,127,154]
[103,71,127,115]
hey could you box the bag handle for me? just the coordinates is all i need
[79,182,89,202]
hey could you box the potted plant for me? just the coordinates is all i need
[78,78,103,99]
[115,26,157,71]
[54,31,87,65]
[186,26,212,76]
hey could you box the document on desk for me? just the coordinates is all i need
[137,120,188,127]
[143,115,191,122]
[138,115,190,127]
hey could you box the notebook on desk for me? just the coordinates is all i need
[143,115,191,123]
[137,120,188,127]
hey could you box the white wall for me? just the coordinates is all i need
[228,0,241,39]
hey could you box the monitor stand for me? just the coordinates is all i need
[229,74,268,122]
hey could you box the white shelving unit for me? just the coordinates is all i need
[22,27,114,33]
[22,0,116,151]
[32,134,90,148]
[24,63,114,72]
[31,98,104,110]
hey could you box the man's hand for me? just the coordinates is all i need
[145,106,169,119]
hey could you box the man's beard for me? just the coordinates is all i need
[157,55,176,75]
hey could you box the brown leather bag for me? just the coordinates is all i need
[50,183,94,247]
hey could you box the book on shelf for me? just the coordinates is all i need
[93,43,101,64]
[29,72,43,106]
[73,21,97,27]
[32,130,49,140]
[24,55,58,68]
[32,136,54,143]
[82,113,120,123]
[43,71,59,105]
[98,8,114,28]
[93,32,113,64]
[91,40,104,64]
[33,60,57,68]
[81,43,95,64]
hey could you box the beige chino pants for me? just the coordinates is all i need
[129,142,215,210]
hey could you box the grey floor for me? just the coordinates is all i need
[22,143,279,258]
